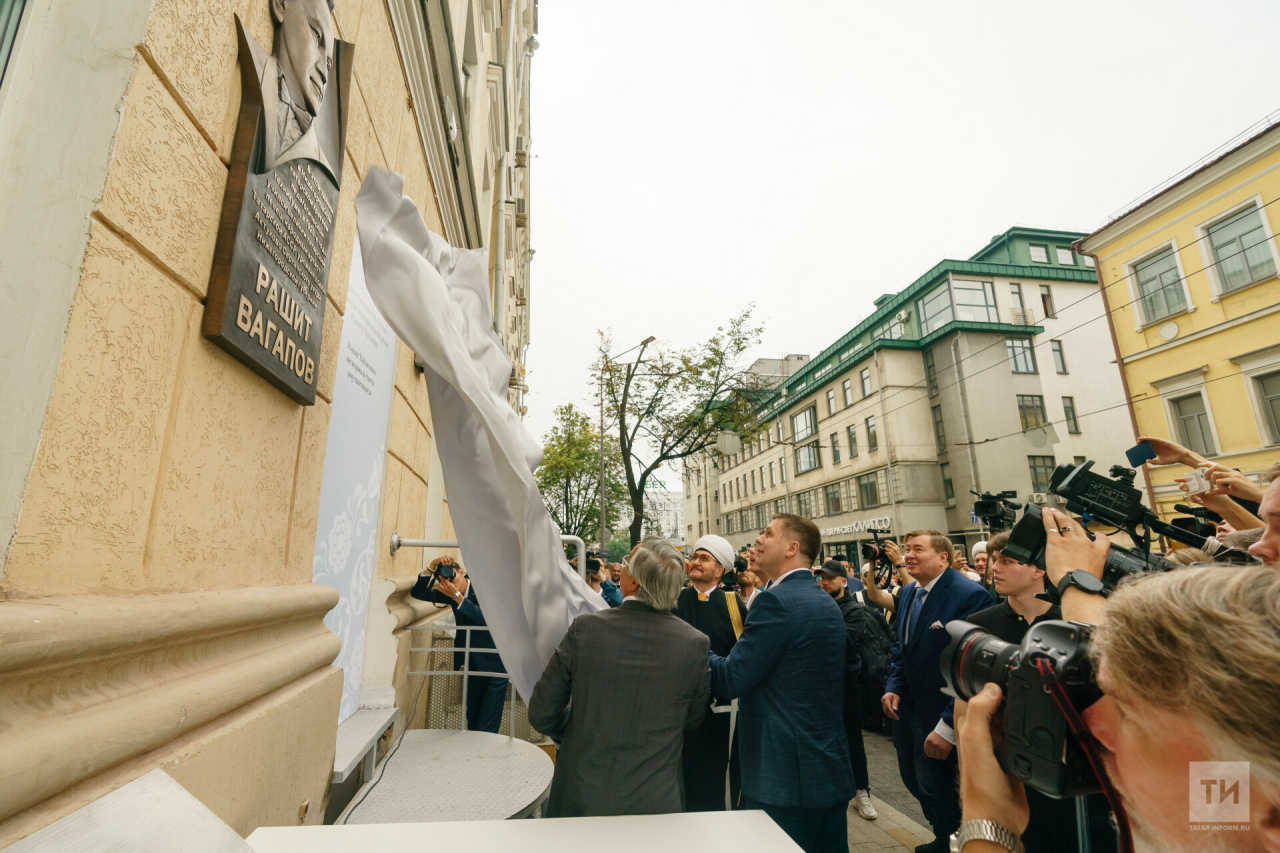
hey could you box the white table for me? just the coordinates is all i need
[339,729,552,824]
[248,810,802,853]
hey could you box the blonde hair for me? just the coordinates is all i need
[1093,565,1280,785]
[1164,547,1212,566]
[627,536,686,611]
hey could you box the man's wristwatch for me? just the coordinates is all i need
[1055,569,1107,599]
[452,590,462,601]
[950,820,1024,853]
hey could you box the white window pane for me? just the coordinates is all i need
[1056,248,1074,264]
[1029,245,1048,263]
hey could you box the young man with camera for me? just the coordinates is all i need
[951,506,1280,853]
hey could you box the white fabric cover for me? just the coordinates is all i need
[355,168,604,701]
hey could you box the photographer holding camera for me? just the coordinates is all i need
[949,504,1280,853]
[411,555,508,733]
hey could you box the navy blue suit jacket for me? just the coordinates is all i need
[884,568,992,733]
[708,570,855,809]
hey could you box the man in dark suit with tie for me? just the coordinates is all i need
[529,537,711,817]
[674,534,748,811]
[708,514,854,853]
[881,529,993,852]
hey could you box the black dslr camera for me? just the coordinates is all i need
[417,556,459,596]
[859,528,895,588]
[941,620,1102,797]
[971,490,1021,532]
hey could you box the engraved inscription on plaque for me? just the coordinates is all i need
[203,8,353,405]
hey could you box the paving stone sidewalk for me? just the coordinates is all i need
[846,728,935,852]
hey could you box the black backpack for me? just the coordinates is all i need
[847,592,894,684]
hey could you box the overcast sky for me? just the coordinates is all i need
[521,0,1280,491]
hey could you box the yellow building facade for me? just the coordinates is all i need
[0,0,537,843]
[1078,122,1280,519]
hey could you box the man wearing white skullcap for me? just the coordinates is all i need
[971,540,991,592]
[674,533,748,810]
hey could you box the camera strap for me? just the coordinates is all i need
[725,593,744,640]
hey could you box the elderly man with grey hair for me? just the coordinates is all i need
[529,537,712,817]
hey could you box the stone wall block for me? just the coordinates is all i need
[355,1,407,163]
[143,0,252,159]
[99,61,227,297]
[4,223,194,594]
[412,426,433,485]
[395,469,427,559]
[388,391,416,469]
[376,455,405,579]
[326,154,360,316]
[396,106,441,234]
[343,86,373,179]
[145,332,303,589]
[286,398,332,584]
[316,299,344,403]
[394,339,430,427]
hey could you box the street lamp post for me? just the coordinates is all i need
[598,336,655,552]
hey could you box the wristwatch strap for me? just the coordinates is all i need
[1055,569,1106,599]
[950,820,1024,853]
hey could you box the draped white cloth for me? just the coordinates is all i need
[354,167,604,701]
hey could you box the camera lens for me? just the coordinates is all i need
[439,564,456,579]
[940,621,1021,700]
[860,542,880,560]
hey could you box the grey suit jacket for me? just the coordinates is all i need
[528,600,711,817]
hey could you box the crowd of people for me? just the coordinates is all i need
[428,437,1280,853]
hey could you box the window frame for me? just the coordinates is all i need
[1123,241,1196,330]
[1154,367,1220,459]
[1029,244,1050,264]
[824,483,843,516]
[860,368,872,398]
[791,405,818,443]
[1051,339,1068,374]
[1006,338,1038,374]
[923,347,939,396]
[830,432,841,464]
[847,424,859,457]
[1194,195,1280,301]
[1009,282,1024,310]
[1231,343,1280,446]
[1055,247,1076,265]
[931,404,947,453]
[865,416,878,451]
[794,440,821,475]
[1062,396,1081,434]
[1261,371,1280,445]
[1039,284,1056,319]
[857,472,880,509]
[827,389,836,416]
[1028,455,1057,492]
[1171,393,1217,458]
[769,461,776,486]
[917,281,955,335]
[842,378,854,407]
[951,279,999,323]
[1016,394,1048,431]
[940,462,955,507]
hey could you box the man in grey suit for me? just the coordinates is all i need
[529,537,711,817]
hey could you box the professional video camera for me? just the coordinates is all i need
[1169,502,1219,539]
[940,619,1102,798]
[416,555,459,596]
[859,528,896,588]
[970,490,1021,532]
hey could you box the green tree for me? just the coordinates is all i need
[536,403,626,543]
[594,308,765,547]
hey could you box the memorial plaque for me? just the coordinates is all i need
[203,4,354,405]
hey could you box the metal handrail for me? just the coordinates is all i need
[406,623,518,740]
[390,532,589,579]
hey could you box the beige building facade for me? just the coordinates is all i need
[0,0,536,842]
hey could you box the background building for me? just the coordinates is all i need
[643,489,684,546]
[0,0,537,842]
[687,229,1133,560]
[1078,122,1280,519]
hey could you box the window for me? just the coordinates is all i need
[767,430,773,447]
[1028,456,1057,492]
[1074,456,1087,466]
[1208,203,1276,293]
[860,368,872,397]
[843,379,854,407]
[1,0,29,91]
[827,389,836,415]
[923,348,939,396]
[758,434,764,452]
[1039,285,1056,318]
[1006,338,1038,373]
[794,441,820,474]
[777,421,784,443]
[1051,340,1068,374]
[847,424,858,457]
[769,461,776,486]
[932,404,947,452]
[750,471,756,493]
[1056,247,1075,265]
[952,280,998,323]
[1134,248,1187,323]
[1173,394,1217,456]
[1063,396,1080,434]
[831,432,841,464]
[825,483,843,515]
[1260,372,1280,444]
[775,498,787,516]
[756,504,768,530]
[697,495,703,514]
[1010,283,1024,310]
[698,521,704,536]
[1017,395,1048,430]
[796,490,812,517]
[917,282,954,334]
[941,463,955,507]
[858,473,880,509]
[792,405,817,442]
[1083,256,1095,267]
[873,318,903,341]
[866,416,878,451]
[780,458,787,482]
[760,466,765,492]
[1029,245,1049,263]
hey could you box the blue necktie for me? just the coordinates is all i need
[907,588,926,645]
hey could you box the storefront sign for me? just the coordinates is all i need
[820,516,893,537]
[311,236,398,723]
[203,8,353,404]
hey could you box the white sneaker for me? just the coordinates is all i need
[853,789,877,820]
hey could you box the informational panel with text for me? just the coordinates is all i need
[311,236,398,722]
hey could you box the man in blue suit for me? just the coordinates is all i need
[881,530,993,852]
[709,514,854,853]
